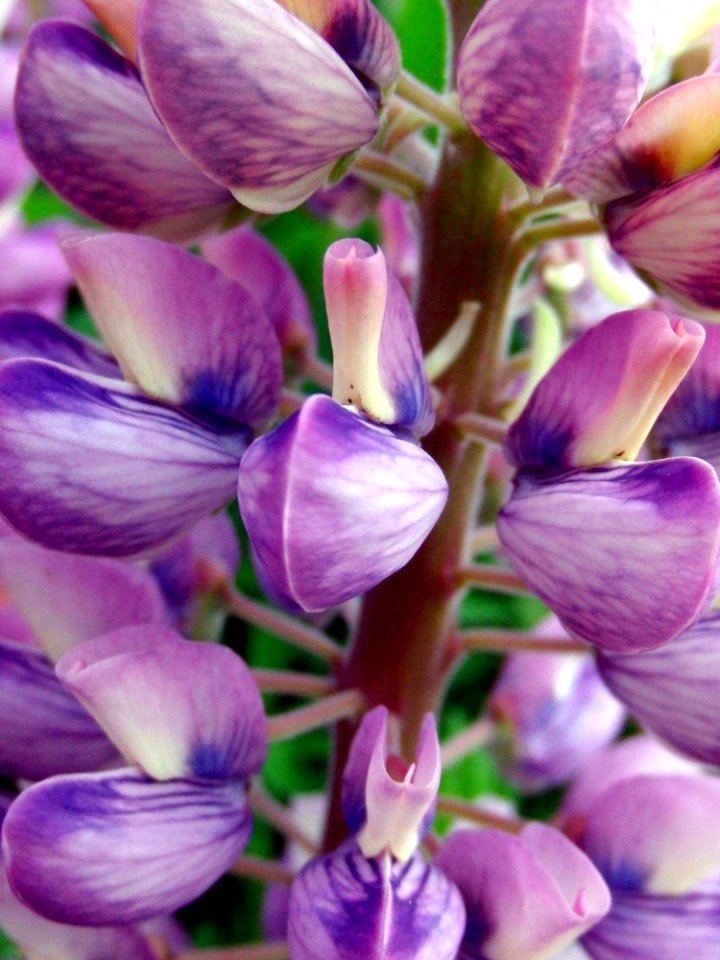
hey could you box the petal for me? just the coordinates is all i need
[0,641,117,780]
[656,319,720,443]
[597,615,720,766]
[0,309,119,378]
[324,238,434,435]
[0,359,248,557]
[274,0,400,96]
[0,47,33,203]
[0,539,169,661]
[63,232,282,426]
[200,225,316,365]
[57,626,267,781]
[604,160,720,309]
[566,74,720,203]
[489,650,625,792]
[582,882,720,960]
[0,225,74,322]
[504,309,704,469]
[15,22,233,241]
[288,843,465,960]
[457,0,656,191]
[81,0,141,61]
[559,735,698,827]
[579,774,720,894]
[497,459,720,653]
[138,0,378,213]
[2,769,251,925]
[341,706,440,861]
[435,825,610,960]
[238,396,448,612]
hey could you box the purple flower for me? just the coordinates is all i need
[497,309,720,654]
[2,626,267,925]
[0,234,282,556]
[457,0,656,193]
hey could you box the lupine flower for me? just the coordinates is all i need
[559,737,720,960]
[0,233,282,556]
[2,625,267,924]
[489,624,625,792]
[288,707,466,960]
[456,0,656,194]
[0,219,74,320]
[137,0,400,214]
[239,240,446,612]
[497,308,720,654]
[0,45,32,203]
[435,823,611,960]
[566,72,720,307]
[0,534,170,780]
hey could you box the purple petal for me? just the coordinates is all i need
[0,359,248,557]
[0,309,120,377]
[490,649,625,792]
[288,842,465,960]
[0,640,117,780]
[201,225,316,365]
[15,22,233,241]
[578,774,720,894]
[238,396,448,612]
[504,309,704,469]
[457,0,655,191]
[57,626,266,781]
[341,706,439,860]
[0,46,33,203]
[598,617,720,767]
[276,0,400,97]
[0,539,169,661]
[656,319,720,444]
[63,232,282,426]
[3,769,251,925]
[436,825,610,960]
[604,160,720,309]
[324,238,434,435]
[559,735,698,827]
[497,458,720,653]
[138,0,379,213]
[566,74,720,204]
[0,223,75,322]
[582,880,720,960]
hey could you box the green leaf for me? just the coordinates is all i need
[376,0,449,90]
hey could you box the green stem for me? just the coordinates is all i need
[459,629,590,654]
[456,566,532,594]
[454,411,508,446]
[395,71,467,136]
[266,689,366,742]
[353,151,428,200]
[435,795,525,833]
[520,217,603,249]
[177,944,289,960]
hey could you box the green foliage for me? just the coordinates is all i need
[377,0,449,90]
[0,930,19,959]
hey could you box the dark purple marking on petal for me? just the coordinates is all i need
[3,769,252,925]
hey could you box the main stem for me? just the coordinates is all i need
[324,133,519,850]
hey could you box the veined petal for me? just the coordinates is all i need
[656,319,720,443]
[288,842,465,960]
[497,459,720,653]
[566,75,720,203]
[324,239,433,435]
[2,769,251,925]
[457,0,656,191]
[201,225,315,366]
[0,641,117,780]
[274,0,399,96]
[63,233,282,426]
[238,396,448,612]
[597,615,720,766]
[0,539,168,661]
[57,627,267,781]
[436,824,610,960]
[582,880,720,960]
[138,0,378,214]
[605,160,720,308]
[578,774,720,895]
[0,310,119,378]
[0,359,248,557]
[504,310,704,469]
[0,223,74,322]
[15,22,233,242]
